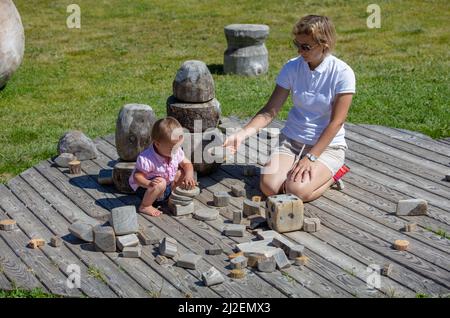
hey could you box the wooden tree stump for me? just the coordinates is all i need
[68,160,81,174]
[166,95,221,133]
[113,162,136,194]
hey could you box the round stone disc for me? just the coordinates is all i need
[173,186,200,198]
[193,208,219,221]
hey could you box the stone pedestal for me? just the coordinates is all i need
[224,24,269,76]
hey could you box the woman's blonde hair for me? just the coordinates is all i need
[292,15,336,54]
[151,117,183,143]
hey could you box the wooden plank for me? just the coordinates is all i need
[19,168,181,298]
[215,164,431,297]
[286,231,417,298]
[358,124,450,157]
[34,161,110,222]
[0,271,12,291]
[1,182,149,298]
[0,226,45,291]
[0,190,83,297]
[345,123,450,167]
[311,226,449,296]
[49,158,217,298]
[95,137,317,298]
[345,128,448,176]
[346,138,450,188]
[90,144,290,298]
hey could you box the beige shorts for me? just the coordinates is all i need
[271,133,347,175]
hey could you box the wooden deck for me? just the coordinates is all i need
[0,116,449,298]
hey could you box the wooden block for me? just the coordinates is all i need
[28,238,45,249]
[232,209,242,224]
[0,219,17,231]
[257,256,276,273]
[112,162,136,194]
[252,196,261,203]
[393,239,409,251]
[382,263,393,277]
[213,191,231,207]
[137,227,160,245]
[155,255,169,265]
[243,199,261,217]
[247,254,265,268]
[223,224,246,237]
[50,236,63,248]
[404,223,417,232]
[176,253,202,270]
[303,218,320,233]
[68,160,81,174]
[228,269,245,279]
[396,199,428,216]
[206,244,223,255]
[231,184,246,197]
[266,194,304,233]
[230,255,248,269]
[294,256,309,266]
[228,251,244,260]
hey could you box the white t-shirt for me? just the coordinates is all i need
[276,54,356,147]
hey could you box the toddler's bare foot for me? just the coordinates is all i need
[139,205,162,217]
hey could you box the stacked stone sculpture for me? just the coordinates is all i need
[167,60,222,176]
[223,24,269,76]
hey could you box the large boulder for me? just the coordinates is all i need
[173,60,215,103]
[115,104,157,162]
[0,0,25,89]
[57,131,98,161]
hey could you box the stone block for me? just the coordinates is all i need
[288,244,305,260]
[206,244,223,255]
[223,224,246,237]
[122,245,142,258]
[243,199,261,217]
[231,184,246,197]
[213,191,231,207]
[303,218,320,233]
[93,225,116,252]
[193,208,219,221]
[266,194,304,233]
[137,227,160,245]
[168,201,194,216]
[69,221,94,242]
[57,130,98,161]
[116,234,139,251]
[247,214,267,230]
[110,205,138,235]
[155,255,169,265]
[247,254,265,268]
[256,230,281,241]
[228,269,245,279]
[173,186,200,198]
[382,263,393,277]
[172,60,215,103]
[396,199,428,216]
[202,267,225,286]
[272,248,291,269]
[257,256,276,273]
[177,253,202,270]
[50,236,63,248]
[159,237,178,258]
[236,239,278,257]
[230,255,247,269]
[168,197,192,207]
[232,209,242,224]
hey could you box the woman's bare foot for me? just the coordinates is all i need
[139,205,162,217]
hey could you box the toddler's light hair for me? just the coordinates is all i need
[151,117,183,143]
[292,15,336,54]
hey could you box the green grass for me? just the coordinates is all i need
[0,287,59,298]
[0,0,449,184]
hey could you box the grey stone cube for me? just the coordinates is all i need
[93,225,116,252]
[116,233,139,251]
[110,205,138,235]
[202,267,225,286]
[176,253,202,270]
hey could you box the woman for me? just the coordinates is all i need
[224,15,355,202]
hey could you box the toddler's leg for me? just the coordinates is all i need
[139,177,166,217]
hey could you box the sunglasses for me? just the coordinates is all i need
[292,40,319,52]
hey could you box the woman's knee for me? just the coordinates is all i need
[285,181,313,201]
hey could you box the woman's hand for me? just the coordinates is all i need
[223,131,245,154]
[287,157,315,183]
